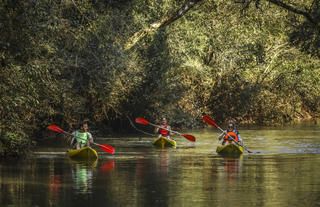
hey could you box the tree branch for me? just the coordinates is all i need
[266,0,316,24]
[124,0,202,50]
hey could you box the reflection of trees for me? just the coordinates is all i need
[136,149,171,206]
[0,158,65,206]
[101,149,176,206]
[3,147,320,206]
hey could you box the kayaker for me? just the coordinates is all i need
[71,121,94,149]
[155,117,173,139]
[218,121,242,146]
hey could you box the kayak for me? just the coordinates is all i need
[153,137,176,148]
[66,147,98,160]
[216,143,243,157]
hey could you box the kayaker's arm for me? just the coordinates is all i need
[217,131,226,140]
[234,131,243,145]
[87,132,94,144]
[70,131,76,147]
[168,126,174,136]
[237,133,243,143]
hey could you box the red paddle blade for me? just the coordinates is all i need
[182,134,196,142]
[98,144,115,154]
[47,125,64,133]
[135,117,150,125]
[202,115,218,128]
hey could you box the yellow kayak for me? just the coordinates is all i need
[153,137,176,148]
[216,143,244,157]
[66,147,98,160]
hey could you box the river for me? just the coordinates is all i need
[1,121,320,207]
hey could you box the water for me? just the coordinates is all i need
[1,122,320,207]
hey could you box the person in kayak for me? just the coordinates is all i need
[155,117,173,139]
[218,121,242,146]
[71,121,94,149]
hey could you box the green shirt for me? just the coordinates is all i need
[75,131,88,144]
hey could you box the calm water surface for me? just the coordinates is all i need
[1,122,320,207]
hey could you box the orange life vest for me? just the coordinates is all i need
[224,131,239,143]
[159,125,169,137]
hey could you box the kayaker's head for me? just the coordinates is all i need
[79,121,88,132]
[228,121,235,131]
[162,117,167,125]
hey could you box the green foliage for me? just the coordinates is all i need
[0,0,320,158]
[161,0,320,125]
[0,131,33,159]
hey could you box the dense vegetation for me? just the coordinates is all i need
[0,0,319,158]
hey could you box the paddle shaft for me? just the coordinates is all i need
[53,127,107,149]
[135,117,195,142]
[48,125,115,154]
[62,131,104,148]
[149,122,182,136]
[217,127,251,153]
[202,115,252,153]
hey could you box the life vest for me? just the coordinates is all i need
[75,131,88,146]
[159,125,169,137]
[224,131,239,143]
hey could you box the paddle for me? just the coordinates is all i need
[47,125,115,154]
[135,117,196,142]
[202,115,252,153]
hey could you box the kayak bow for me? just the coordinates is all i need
[216,143,243,157]
[66,147,98,160]
[152,137,176,148]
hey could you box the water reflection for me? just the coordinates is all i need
[69,159,96,195]
[0,121,319,207]
[222,156,243,180]
[100,160,115,172]
[48,159,62,206]
[159,149,170,174]
[49,174,62,205]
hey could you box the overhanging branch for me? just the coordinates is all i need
[266,0,316,24]
[124,0,202,50]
